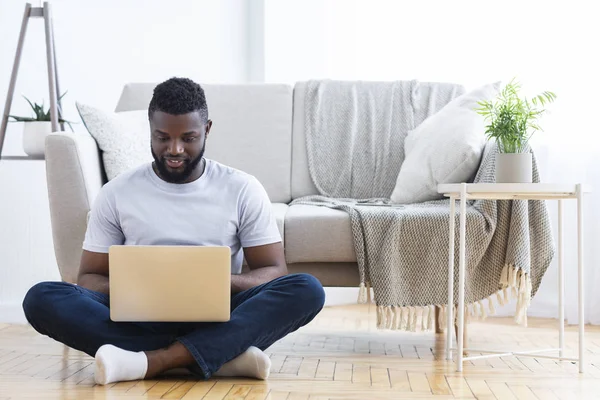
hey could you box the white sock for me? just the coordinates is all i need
[213,346,271,380]
[94,344,148,385]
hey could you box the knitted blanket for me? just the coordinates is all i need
[291,80,555,331]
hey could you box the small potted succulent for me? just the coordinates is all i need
[9,93,72,157]
[475,79,556,183]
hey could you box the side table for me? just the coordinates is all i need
[437,183,589,373]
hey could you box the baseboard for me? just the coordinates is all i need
[323,287,369,307]
[492,299,559,319]
[0,303,27,324]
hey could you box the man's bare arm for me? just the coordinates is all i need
[231,242,287,294]
[77,250,110,295]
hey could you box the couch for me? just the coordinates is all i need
[45,82,462,293]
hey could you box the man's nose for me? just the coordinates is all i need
[167,140,184,155]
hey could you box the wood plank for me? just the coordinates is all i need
[19,357,62,377]
[314,361,335,380]
[32,358,78,379]
[223,384,253,399]
[77,374,96,387]
[265,391,290,400]
[339,338,354,352]
[351,365,370,384]
[426,373,451,395]
[384,342,402,356]
[297,358,319,379]
[0,353,37,372]
[333,362,352,382]
[446,376,475,398]
[407,372,430,393]
[110,379,140,391]
[62,363,94,384]
[552,388,586,400]
[369,367,389,388]
[287,393,309,400]
[500,356,527,371]
[280,356,303,375]
[0,352,21,366]
[415,346,434,360]
[47,360,90,381]
[487,382,518,400]
[162,380,198,399]
[388,369,410,391]
[466,378,495,399]
[400,345,418,359]
[516,356,545,372]
[144,379,178,397]
[244,385,269,400]
[369,341,385,355]
[126,379,159,395]
[203,382,234,400]
[509,384,538,400]
[529,387,561,400]
[180,381,216,399]
[2,354,42,375]
[269,354,287,374]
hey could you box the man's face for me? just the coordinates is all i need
[150,111,212,183]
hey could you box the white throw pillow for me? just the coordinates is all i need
[390,82,501,204]
[76,102,153,181]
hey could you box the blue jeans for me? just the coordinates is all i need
[22,273,325,379]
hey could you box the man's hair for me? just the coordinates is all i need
[148,77,208,122]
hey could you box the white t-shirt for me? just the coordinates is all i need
[82,159,282,274]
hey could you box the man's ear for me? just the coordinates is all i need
[205,119,213,138]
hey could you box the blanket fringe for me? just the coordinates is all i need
[371,263,532,331]
[358,281,372,304]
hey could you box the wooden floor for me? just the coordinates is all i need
[2,304,600,399]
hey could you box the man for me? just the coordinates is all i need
[22,77,325,385]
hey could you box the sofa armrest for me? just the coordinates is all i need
[45,132,104,283]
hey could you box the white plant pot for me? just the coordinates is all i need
[495,152,533,183]
[22,121,53,158]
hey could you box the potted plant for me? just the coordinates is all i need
[475,79,556,183]
[9,93,73,157]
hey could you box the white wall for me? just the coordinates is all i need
[264,0,596,90]
[0,0,250,134]
[0,0,251,322]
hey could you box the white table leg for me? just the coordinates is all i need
[457,183,467,372]
[446,196,456,361]
[558,199,564,358]
[577,184,584,373]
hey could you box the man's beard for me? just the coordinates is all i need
[151,142,205,184]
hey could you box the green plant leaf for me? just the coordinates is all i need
[8,115,36,122]
[474,78,554,152]
[23,96,37,115]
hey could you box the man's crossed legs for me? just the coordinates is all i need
[22,273,325,385]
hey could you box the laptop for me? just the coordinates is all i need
[108,245,231,322]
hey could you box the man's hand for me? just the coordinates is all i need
[232,242,287,294]
[77,250,110,295]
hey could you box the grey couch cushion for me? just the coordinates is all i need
[284,204,355,263]
[114,83,294,203]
